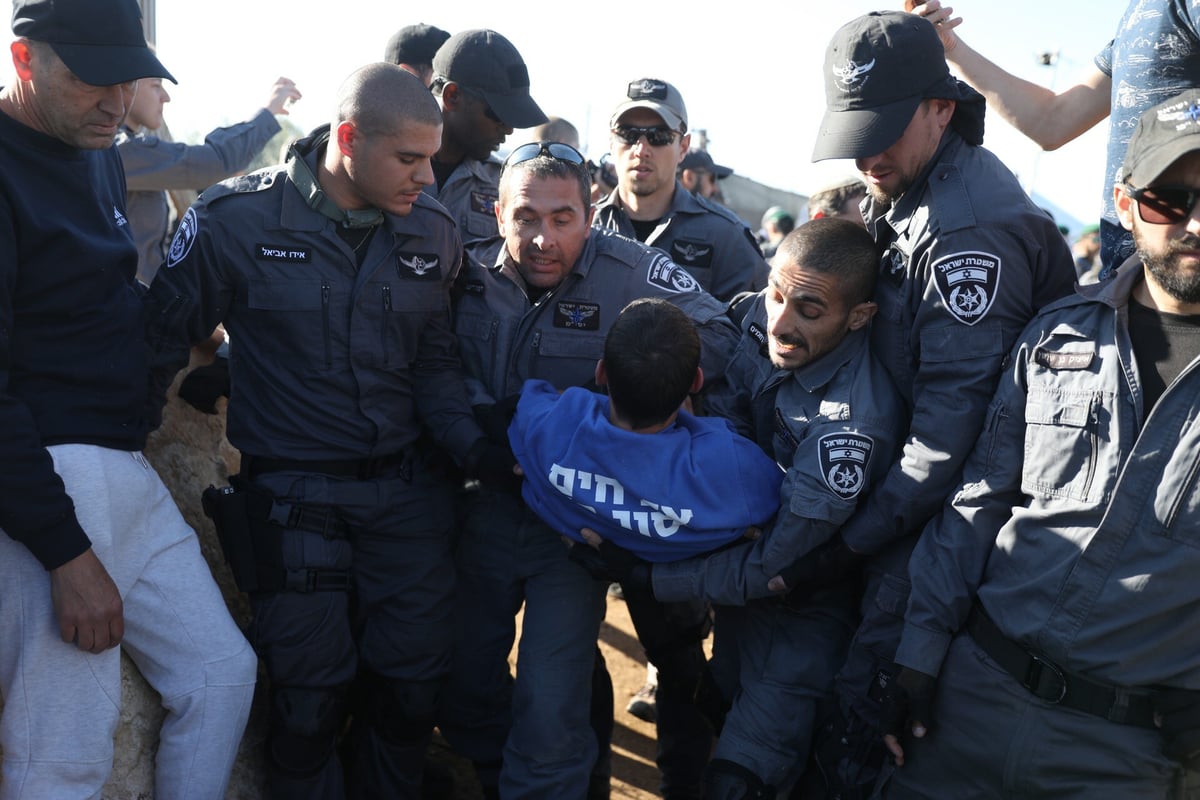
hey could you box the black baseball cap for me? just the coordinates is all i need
[679,149,732,179]
[432,29,546,129]
[12,0,175,86]
[1120,89,1200,187]
[383,23,450,67]
[813,11,977,161]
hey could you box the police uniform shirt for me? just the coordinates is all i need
[594,180,767,302]
[423,155,502,243]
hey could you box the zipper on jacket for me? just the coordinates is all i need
[321,281,332,368]
[1084,401,1099,498]
[381,284,393,365]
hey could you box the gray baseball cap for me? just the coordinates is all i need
[611,78,688,133]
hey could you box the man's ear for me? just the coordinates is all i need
[1114,184,1136,231]
[690,366,704,394]
[594,358,608,388]
[848,301,878,331]
[334,120,357,158]
[441,82,467,110]
[11,41,34,81]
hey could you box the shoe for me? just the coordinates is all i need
[607,582,624,600]
[626,682,657,723]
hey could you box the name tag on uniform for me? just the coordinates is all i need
[396,252,441,280]
[747,322,769,358]
[1034,349,1094,370]
[256,243,311,262]
[554,301,601,330]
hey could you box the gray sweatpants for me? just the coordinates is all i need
[0,444,258,799]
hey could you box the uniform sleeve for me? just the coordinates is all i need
[894,338,1032,677]
[841,226,1051,554]
[0,191,91,569]
[118,109,281,192]
[660,285,740,394]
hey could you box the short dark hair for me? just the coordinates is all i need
[808,179,867,219]
[335,62,441,136]
[498,154,592,211]
[603,298,700,430]
[775,217,877,305]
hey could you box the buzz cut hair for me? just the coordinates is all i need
[775,217,878,306]
[335,62,441,137]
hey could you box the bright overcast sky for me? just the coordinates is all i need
[148,0,1126,227]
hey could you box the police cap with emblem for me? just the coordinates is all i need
[1119,89,1200,189]
[12,0,175,86]
[812,10,983,162]
[611,78,689,134]
[432,28,546,129]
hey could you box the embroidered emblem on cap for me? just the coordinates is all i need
[931,250,1001,326]
[628,79,668,100]
[818,432,874,499]
[646,255,701,294]
[1156,98,1200,129]
[833,58,876,91]
[397,252,440,279]
[166,207,198,268]
[554,301,601,330]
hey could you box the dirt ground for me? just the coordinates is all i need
[428,589,678,799]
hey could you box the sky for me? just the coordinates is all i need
[151,1,1128,229]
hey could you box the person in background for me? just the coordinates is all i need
[1073,223,1101,281]
[384,22,450,87]
[807,175,867,227]
[759,205,796,258]
[118,74,301,285]
[677,148,732,202]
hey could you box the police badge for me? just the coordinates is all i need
[931,250,1001,325]
[818,432,874,500]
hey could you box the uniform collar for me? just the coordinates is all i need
[788,326,871,395]
[865,128,962,241]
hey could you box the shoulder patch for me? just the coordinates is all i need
[166,207,198,268]
[818,432,874,500]
[646,254,702,293]
[201,167,279,205]
[931,250,1001,326]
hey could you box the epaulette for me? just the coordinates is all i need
[926,163,977,234]
[692,193,750,228]
[199,165,283,205]
[412,191,457,226]
[591,227,645,271]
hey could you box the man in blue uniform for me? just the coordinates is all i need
[0,0,258,796]
[145,64,505,799]
[883,87,1200,799]
[439,141,738,799]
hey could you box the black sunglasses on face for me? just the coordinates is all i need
[612,125,678,147]
[502,141,588,174]
[1125,184,1200,225]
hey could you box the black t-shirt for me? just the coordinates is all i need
[1129,296,1200,420]
[630,217,660,243]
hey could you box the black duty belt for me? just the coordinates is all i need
[243,451,413,481]
[966,603,1157,729]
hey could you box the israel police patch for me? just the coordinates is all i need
[646,255,701,293]
[166,207,197,268]
[818,432,874,500]
[470,190,498,216]
[931,250,1000,325]
[554,301,601,330]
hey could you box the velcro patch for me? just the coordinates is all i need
[554,301,601,330]
[166,207,198,268]
[397,252,441,280]
[818,432,874,500]
[256,243,311,262]
[462,279,486,296]
[646,255,701,293]
[1034,350,1094,370]
[669,239,714,267]
[931,250,1001,326]
[470,191,498,216]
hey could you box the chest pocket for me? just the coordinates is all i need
[246,279,332,362]
[532,330,605,387]
[1022,388,1103,503]
[377,282,444,367]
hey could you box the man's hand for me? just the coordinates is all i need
[880,667,937,766]
[177,356,230,414]
[49,548,124,654]
[464,438,523,492]
[905,1,963,55]
[568,528,653,595]
[766,533,863,597]
[265,77,302,116]
[1155,689,1200,767]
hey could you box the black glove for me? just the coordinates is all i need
[775,533,864,604]
[567,538,653,596]
[463,438,522,494]
[879,666,937,758]
[1155,689,1200,767]
[177,356,230,414]
[473,395,521,443]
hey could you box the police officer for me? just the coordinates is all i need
[775,12,1077,798]
[883,88,1200,799]
[578,219,908,797]
[145,64,505,800]
[427,29,547,243]
[594,77,767,303]
[437,141,738,799]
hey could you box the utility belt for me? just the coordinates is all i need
[242,449,414,482]
[201,474,354,595]
[966,603,1158,729]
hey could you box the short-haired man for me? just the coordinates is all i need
[807,175,867,227]
[595,78,767,302]
[779,11,1077,797]
[0,0,258,796]
[427,29,546,242]
[882,87,1200,799]
[439,141,739,799]
[145,63,505,799]
[384,22,450,87]
[677,148,732,202]
[577,219,907,797]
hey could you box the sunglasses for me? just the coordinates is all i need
[458,86,504,124]
[612,125,678,147]
[1125,185,1200,225]
[502,141,588,174]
